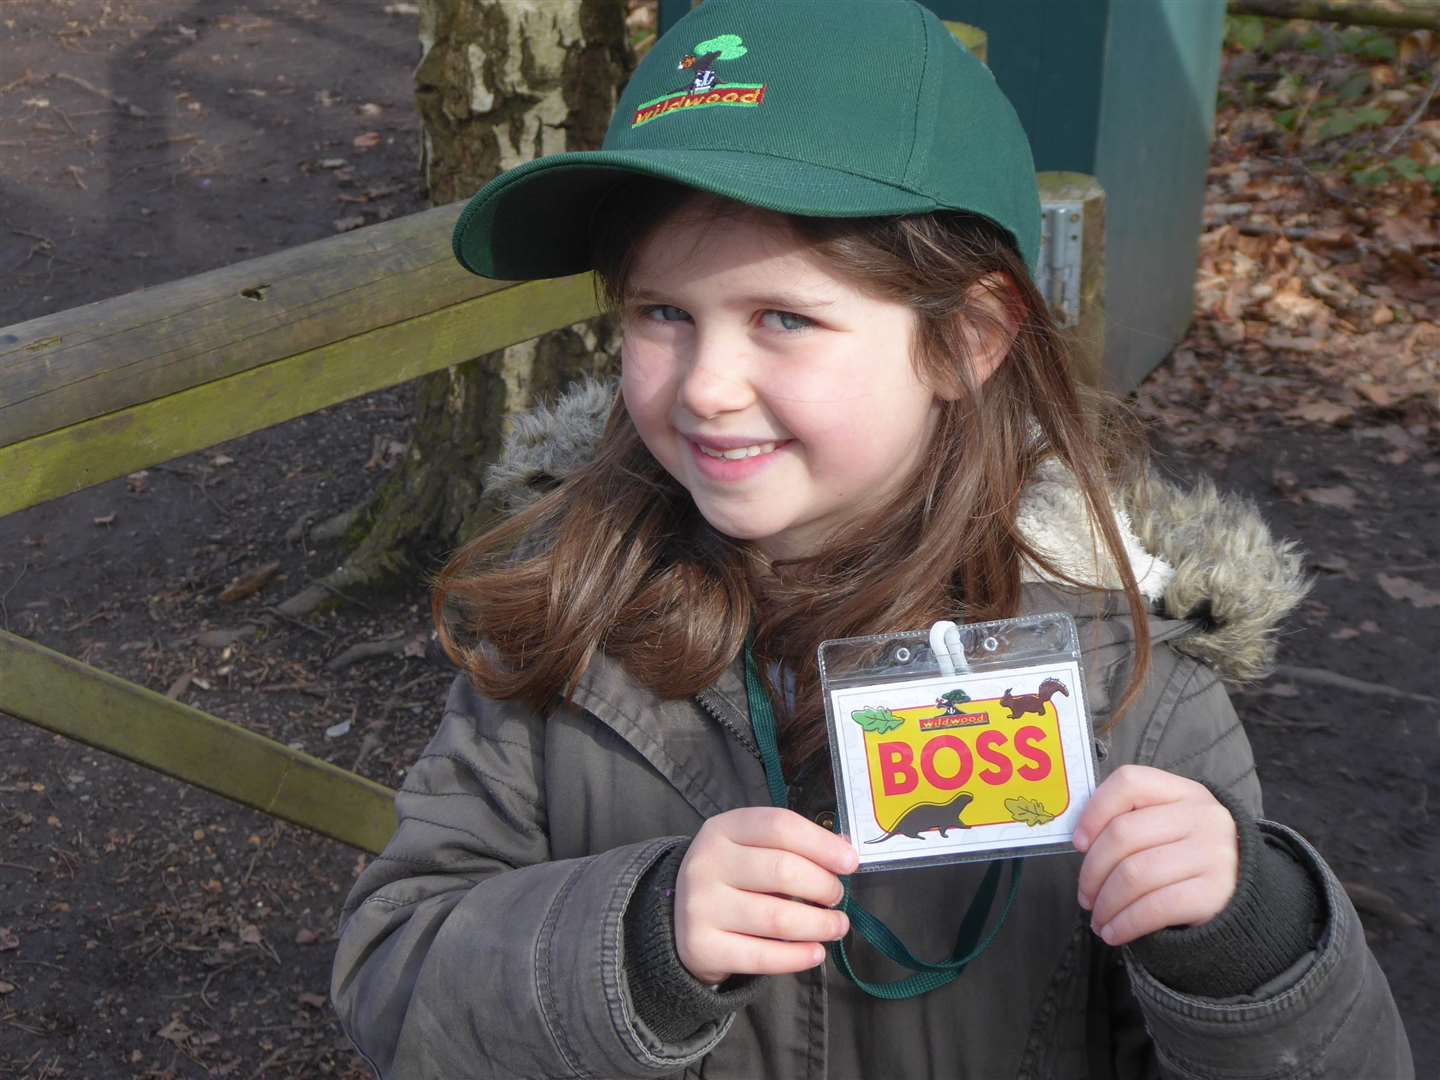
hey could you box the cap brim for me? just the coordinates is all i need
[452,148,945,280]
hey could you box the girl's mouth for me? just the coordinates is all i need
[696,440,779,460]
[687,437,793,480]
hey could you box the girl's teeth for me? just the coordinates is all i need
[699,441,777,460]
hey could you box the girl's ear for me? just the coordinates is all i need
[935,273,1022,400]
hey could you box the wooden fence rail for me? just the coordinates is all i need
[0,202,602,519]
[0,629,399,853]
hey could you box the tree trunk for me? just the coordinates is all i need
[282,0,632,615]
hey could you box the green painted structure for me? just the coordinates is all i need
[660,0,1228,391]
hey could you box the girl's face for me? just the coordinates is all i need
[621,206,942,560]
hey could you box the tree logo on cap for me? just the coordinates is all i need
[632,34,766,128]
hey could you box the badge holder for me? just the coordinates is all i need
[819,612,1098,873]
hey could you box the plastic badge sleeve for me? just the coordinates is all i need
[818,612,1098,873]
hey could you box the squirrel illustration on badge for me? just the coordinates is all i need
[1001,678,1068,720]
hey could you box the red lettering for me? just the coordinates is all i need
[878,742,918,796]
[1015,725,1053,781]
[975,729,1013,785]
[920,734,973,790]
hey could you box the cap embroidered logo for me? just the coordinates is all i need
[632,34,765,128]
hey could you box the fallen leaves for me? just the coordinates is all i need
[1138,24,1440,452]
[1289,401,1354,424]
[1378,573,1440,608]
[218,560,280,604]
[1301,484,1359,511]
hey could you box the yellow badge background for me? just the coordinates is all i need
[863,697,1071,833]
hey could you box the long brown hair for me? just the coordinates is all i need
[431,177,1150,769]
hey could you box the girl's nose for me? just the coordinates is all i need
[677,344,753,420]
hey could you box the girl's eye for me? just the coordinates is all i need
[762,310,812,332]
[642,304,691,324]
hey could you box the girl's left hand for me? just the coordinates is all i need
[1072,764,1239,946]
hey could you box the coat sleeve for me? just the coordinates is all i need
[330,674,734,1079]
[1118,656,1414,1079]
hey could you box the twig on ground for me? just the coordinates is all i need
[3,223,54,245]
[1245,704,1335,732]
[0,560,30,631]
[0,70,45,94]
[325,634,408,672]
[52,107,81,140]
[1381,68,1440,155]
[1273,664,1440,704]
[259,604,334,641]
[54,72,149,117]
[257,680,331,696]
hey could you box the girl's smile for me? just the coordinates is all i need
[685,435,794,482]
[621,204,941,560]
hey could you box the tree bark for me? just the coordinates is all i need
[1228,0,1440,31]
[283,1,632,615]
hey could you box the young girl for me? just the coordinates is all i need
[331,2,1411,1076]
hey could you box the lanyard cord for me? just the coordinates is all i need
[743,641,1023,1000]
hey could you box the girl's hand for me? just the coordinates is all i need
[1073,765,1239,947]
[675,807,858,986]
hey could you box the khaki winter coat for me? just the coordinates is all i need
[331,383,1411,1079]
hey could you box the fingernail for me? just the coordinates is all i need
[1072,828,1089,851]
[1099,923,1116,944]
[1077,891,1091,911]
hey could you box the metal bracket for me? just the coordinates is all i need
[1038,200,1084,329]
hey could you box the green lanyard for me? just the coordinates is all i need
[743,642,1023,1000]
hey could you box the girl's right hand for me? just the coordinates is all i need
[674,807,858,986]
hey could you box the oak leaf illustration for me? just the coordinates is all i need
[1005,796,1055,827]
[850,706,903,734]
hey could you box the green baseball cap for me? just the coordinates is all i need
[452,0,1040,280]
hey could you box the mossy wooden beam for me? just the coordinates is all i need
[1037,172,1107,388]
[0,271,601,518]
[0,629,397,853]
[0,203,504,447]
[1228,0,1440,31]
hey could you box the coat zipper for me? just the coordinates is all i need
[695,688,761,761]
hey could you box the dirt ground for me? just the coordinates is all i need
[1,3,1436,1077]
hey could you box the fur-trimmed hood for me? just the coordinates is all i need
[485,378,1309,684]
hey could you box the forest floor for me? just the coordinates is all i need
[1,3,1436,1077]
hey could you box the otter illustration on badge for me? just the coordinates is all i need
[821,615,1099,871]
